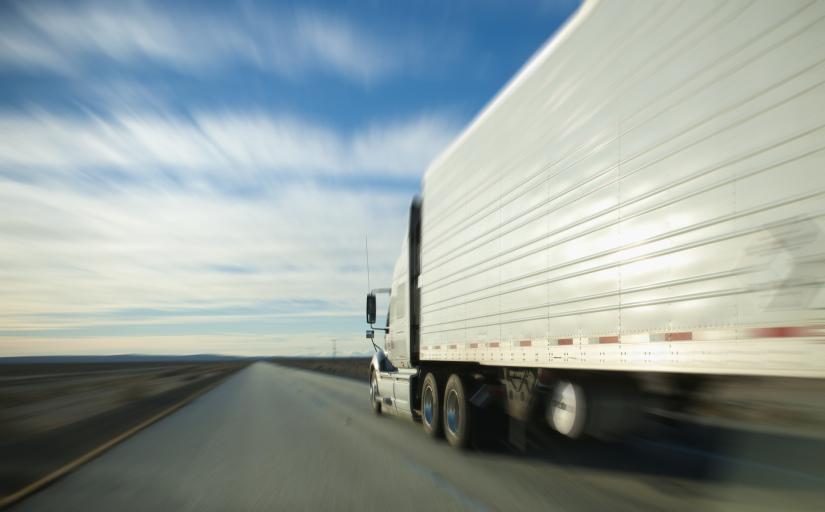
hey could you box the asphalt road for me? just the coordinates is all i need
[12,362,824,511]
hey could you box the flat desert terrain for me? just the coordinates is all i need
[0,360,248,499]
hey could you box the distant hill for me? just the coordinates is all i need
[0,354,253,364]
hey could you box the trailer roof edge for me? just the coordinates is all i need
[422,0,599,185]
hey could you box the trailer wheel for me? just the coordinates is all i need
[421,373,442,438]
[546,380,586,438]
[370,371,382,415]
[443,374,471,449]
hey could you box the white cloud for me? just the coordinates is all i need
[291,12,395,82]
[0,178,408,356]
[352,115,461,175]
[0,109,457,178]
[0,1,405,82]
[0,0,464,356]
[0,333,373,358]
[0,99,457,357]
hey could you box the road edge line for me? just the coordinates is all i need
[0,369,239,510]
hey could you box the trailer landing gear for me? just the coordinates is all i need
[502,368,538,450]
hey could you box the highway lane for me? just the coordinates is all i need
[13,362,824,511]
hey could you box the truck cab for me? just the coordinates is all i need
[366,199,421,420]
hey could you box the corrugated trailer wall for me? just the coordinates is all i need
[418,0,825,377]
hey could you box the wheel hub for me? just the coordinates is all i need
[547,380,586,438]
[445,389,459,434]
[423,385,434,425]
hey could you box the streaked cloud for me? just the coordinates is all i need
[0,1,409,82]
[0,179,409,355]
[0,109,458,179]
[0,333,359,357]
[0,99,457,357]
[0,0,577,356]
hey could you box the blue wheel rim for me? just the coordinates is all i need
[423,385,434,424]
[446,389,459,434]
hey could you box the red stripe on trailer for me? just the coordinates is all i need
[432,345,441,350]
[448,344,457,350]
[487,341,500,348]
[749,326,809,338]
[558,338,573,345]
[518,340,532,347]
[665,332,693,341]
[599,336,619,344]
[469,343,479,349]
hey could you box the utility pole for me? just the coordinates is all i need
[331,338,337,360]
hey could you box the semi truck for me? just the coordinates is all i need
[365,0,825,448]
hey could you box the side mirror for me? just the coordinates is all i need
[366,293,376,324]
[366,329,374,339]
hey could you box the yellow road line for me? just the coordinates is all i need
[0,370,239,510]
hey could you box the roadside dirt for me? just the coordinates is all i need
[269,357,370,382]
[0,361,248,499]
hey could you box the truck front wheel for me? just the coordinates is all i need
[443,374,471,449]
[421,373,442,438]
[370,371,382,415]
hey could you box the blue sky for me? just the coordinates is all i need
[0,0,579,356]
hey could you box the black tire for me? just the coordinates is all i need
[370,371,382,415]
[443,374,471,449]
[421,373,442,438]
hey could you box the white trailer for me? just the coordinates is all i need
[366,0,825,447]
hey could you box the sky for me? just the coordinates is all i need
[0,0,580,357]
